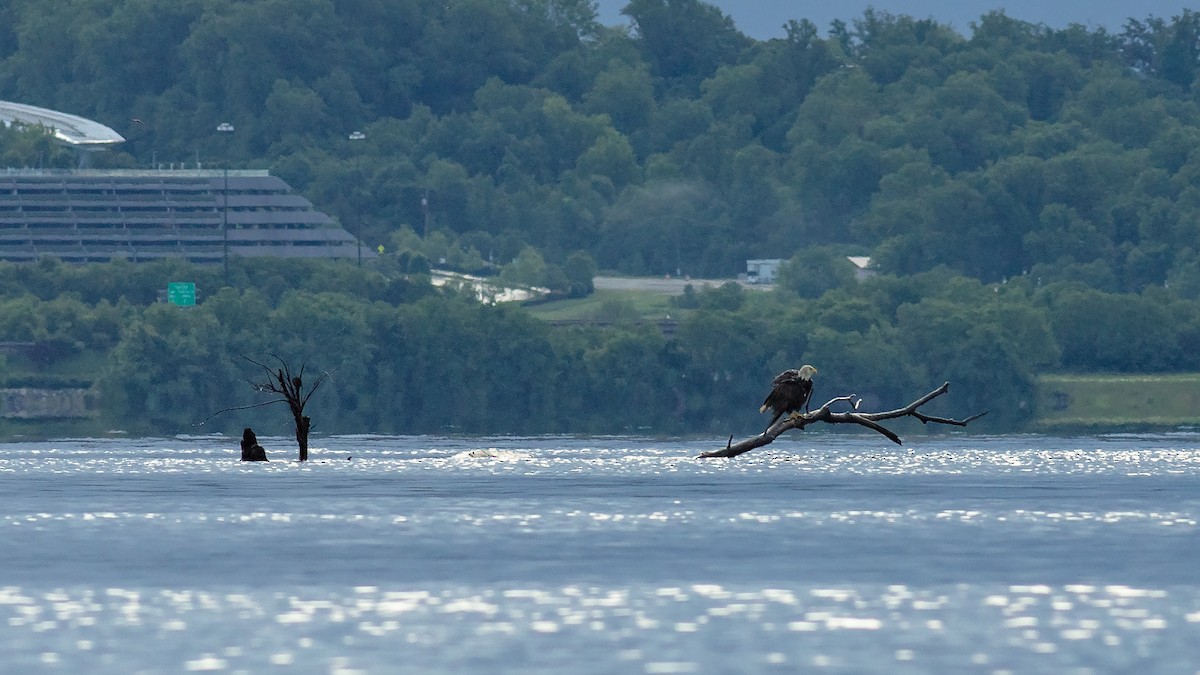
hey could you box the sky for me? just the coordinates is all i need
[594,1,1196,39]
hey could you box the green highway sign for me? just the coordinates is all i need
[167,281,196,306]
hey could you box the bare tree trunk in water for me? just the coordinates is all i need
[242,356,331,462]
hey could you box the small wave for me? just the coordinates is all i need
[453,448,533,461]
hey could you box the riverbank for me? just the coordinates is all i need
[1034,373,1200,431]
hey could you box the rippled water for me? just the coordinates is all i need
[1,433,1199,673]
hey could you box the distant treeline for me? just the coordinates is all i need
[1,258,1198,436]
[5,1,1200,293]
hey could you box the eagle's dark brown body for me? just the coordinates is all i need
[759,365,816,430]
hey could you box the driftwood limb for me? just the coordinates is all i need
[698,382,986,459]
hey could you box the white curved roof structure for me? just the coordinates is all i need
[0,100,124,150]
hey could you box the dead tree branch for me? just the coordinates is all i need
[194,398,286,427]
[698,382,986,459]
[241,354,334,462]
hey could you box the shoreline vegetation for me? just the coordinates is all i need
[1,269,1197,440]
[0,263,1195,437]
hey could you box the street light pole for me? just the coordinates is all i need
[348,130,366,266]
[217,121,234,283]
[421,189,430,238]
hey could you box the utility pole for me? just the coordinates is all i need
[348,130,366,265]
[217,122,234,283]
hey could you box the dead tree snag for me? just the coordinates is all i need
[699,382,986,459]
[242,355,330,462]
[198,354,332,461]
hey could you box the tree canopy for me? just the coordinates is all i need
[5,2,1200,287]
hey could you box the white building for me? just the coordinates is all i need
[745,259,783,284]
[847,256,875,280]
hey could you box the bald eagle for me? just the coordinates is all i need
[759,365,817,431]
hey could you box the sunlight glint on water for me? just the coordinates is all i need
[0,433,1197,673]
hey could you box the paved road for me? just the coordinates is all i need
[593,276,772,295]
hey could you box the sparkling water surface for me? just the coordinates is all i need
[1,433,1199,673]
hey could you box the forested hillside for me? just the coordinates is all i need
[6,0,1200,285]
[4,0,1200,436]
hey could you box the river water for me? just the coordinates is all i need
[0,433,1198,673]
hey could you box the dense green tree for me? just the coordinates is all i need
[582,60,656,134]
[1119,11,1200,89]
[622,0,750,92]
[740,19,841,149]
[776,247,858,299]
[0,123,76,168]
[499,246,565,293]
[100,303,242,432]
[1041,285,1182,371]
[893,297,1040,427]
[845,10,964,86]
[563,250,597,297]
[580,326,676,430]
[673,308,769,429]
[575,128,640,189]
[801,325,918,412]
[597,179,716,275]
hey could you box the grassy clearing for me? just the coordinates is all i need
[1035,373,1200,429]
[525,289,682,322]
